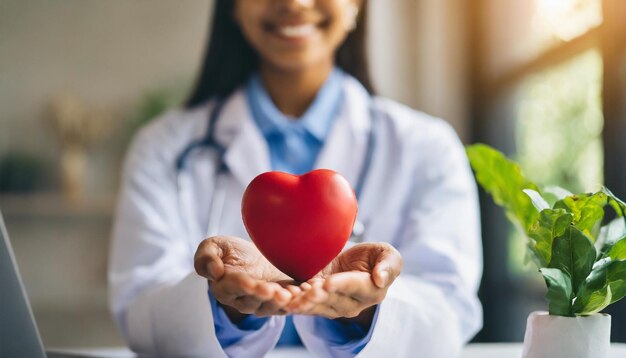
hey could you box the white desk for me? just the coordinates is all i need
[460,343,626,358]
[48,343,626,357]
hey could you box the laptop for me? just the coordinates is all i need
[0,209,47,357]
[0,210,133,358]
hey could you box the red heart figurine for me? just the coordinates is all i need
[241,169,358,282]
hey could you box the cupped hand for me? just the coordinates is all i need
[194,236,296,321]
[284,242,402,327]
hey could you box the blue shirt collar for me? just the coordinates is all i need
[245,68,345,142]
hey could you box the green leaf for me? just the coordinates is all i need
[465,144,626,315]
[554,192,607,241]
[607,260,626,304]
[575,286,612,315]
[596,217,626,257]
[527,209,573,267]
[607,237,626,260]
[543,186,574,207]
[540,268,573,316]
[572,258,610,314]
[603,187,626,246]
[549,226,596,294]
[524,189,550,212]
[573,259,626,314]
[604,187,626,218]
[466,144,539,232]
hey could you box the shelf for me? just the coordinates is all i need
[0,193,115,218]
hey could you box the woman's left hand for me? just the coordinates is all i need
[284,243,402,328]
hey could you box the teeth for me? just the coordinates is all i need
[277,24,315,38]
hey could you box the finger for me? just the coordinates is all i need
[323,292,364,318]
[256,285,293,316]
[372,244,403,288]
[305,280,328,302]
[213,275,288,315]
[307,277,325,285]
[216,275,265,314]
[286,285,303,297]
[276,279,299,287]
[253,280,277,301]
[256,300,286,317]
[194,238,225,281]
[211,271,257,301]
[233,295,264,314]
[373,263,389,289]
[282,285,303,313]
[324,271,377,300]
[301,285,329,311]
[286,283,329,313]
[271,283,293,306]
[294,291,357,319]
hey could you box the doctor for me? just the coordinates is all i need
[108,0,483,357]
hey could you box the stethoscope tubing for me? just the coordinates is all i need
[176,96,382,243]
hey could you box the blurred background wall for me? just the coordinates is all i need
[0,0,213,347]
[1,0,625,349]
[0,0,210,193]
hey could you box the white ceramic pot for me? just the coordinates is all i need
[522,311,611,358]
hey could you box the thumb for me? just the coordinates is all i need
[194,237,226,281]
[372,244,402,288]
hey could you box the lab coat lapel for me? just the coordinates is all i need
[216,89,272,188]
[314,77,372,189]
[216,78,372,189]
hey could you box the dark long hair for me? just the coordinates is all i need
[185,0,374,109]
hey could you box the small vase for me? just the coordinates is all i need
[60,145,87,204]
[522,311,611,358]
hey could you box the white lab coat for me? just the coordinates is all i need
[108,76,483,358]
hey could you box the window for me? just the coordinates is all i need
[471,0,626,342]
[516,50,603,197]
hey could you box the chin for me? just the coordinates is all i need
[265,52,330,73]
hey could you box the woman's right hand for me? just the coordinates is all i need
[194,236,300,322]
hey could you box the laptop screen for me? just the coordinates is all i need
[0,210,46,358]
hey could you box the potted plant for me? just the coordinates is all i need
[467,144,626,358]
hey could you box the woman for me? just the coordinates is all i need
[108,0,483,357]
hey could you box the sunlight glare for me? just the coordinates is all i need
[534,0,602,41]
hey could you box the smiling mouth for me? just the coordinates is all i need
[264,19,328,41]
[277,24,316,38]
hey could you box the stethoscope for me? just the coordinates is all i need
[175,95,381,244]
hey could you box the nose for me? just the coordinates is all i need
[278,0,314,10]
[293,0,314,8]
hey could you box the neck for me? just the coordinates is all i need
[259,61,334,118]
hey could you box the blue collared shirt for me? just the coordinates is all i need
[209,68,377,355]
[246,68,343,174]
